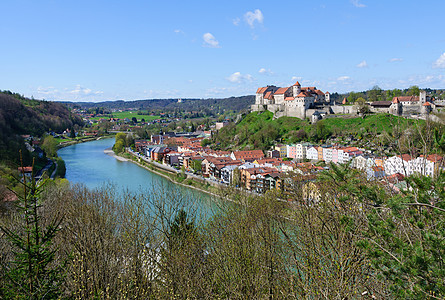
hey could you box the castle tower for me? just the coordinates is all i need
[325,92,330,104]
[390,97,402,116]
[292,81,301,97]
[421,102,432,115]
[419,90,427,104]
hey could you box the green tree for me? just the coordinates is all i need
[367,85,383,102]
[69,127,76,139]
[41,135,58,158]
[201,138,211,147]
[408,85,420,96]
[190,159,202,174]
[354,97,371,114]
[0,170,67,299]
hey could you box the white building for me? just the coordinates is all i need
[383,154,414,176]
[296,142,312,160]
[306,147,319,160]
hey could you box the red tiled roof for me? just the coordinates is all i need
[392,97,400,104]
[372,166,384,172]
[293,81,301,86]
[256,87,268,94]
[393,96,419,102]
[284,97,294,101]
[264,91,274,100]
[315,89,325,95]
[398,154,414,161]
[232,150,264,160]
[274,87,289,95]
[296,91,310,97]
[423,102,431,106]
[426,154,442,162]
[18,166,33,173]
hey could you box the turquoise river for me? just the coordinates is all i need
[57,138,220,218]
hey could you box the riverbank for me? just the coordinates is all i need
[58,135,115,149]
[114,151,237,202]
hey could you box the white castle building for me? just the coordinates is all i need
[253,79,439,120]
[251,81,331,119]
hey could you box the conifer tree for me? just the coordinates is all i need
[0,159,67,299]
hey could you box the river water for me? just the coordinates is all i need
[58,138,220,218]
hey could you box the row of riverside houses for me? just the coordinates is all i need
[133,138,325,194]
[271,143,444,179]
[134,134,443,196]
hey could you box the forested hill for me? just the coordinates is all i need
[62,95,255,114]
[0,91,83,164]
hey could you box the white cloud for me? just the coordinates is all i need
[433,52,445,68]
[232,17,240,26]
[356,60,368,68]
[68,85,103,99]
[351,0,366,8]
[389,58,403,62]
[36,86,58,95]
[259,68,274,75]
[226,72,254,83]
[291,76,302,82]
[202,32,220,48]
[337,76,350,81]
[174,29,184,34]
[244,9,264,28]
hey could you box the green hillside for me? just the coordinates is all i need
[0,91,83,165]
[213,111,437,153]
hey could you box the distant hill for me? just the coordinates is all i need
[0,91,83,165]
[61,95,255,115]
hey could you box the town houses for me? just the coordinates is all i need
[129,132,444,196]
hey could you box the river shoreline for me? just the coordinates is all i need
[112,151,239,202]
[58,135,115,149]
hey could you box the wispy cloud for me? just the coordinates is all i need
[226,72,254,83]
[389,58,403,62]
[37,86,58,95]
[356,60,368,68]
[35,85,104,101]
[69,85,103,97]
[232,17,240,26]
[433,52,445,68]
[244,9,264,28]
[202,32,220,48]
[173,29,184,34]
[337,76,351,81]
[351,0,366,8]
[258,68,274,75]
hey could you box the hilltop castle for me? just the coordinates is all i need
[251,81,332,119]
[252,79,438,121]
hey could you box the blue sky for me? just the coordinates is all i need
[1,0,445,102]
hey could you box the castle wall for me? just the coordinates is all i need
[331,105,355,114]
[371,107,390,114]
[274,94,285,105]
[251,104,265,112]
[402,105,422,116]
[255,94,264,105]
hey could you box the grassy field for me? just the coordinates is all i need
[112,111,160,121]
[90,111,161,121]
